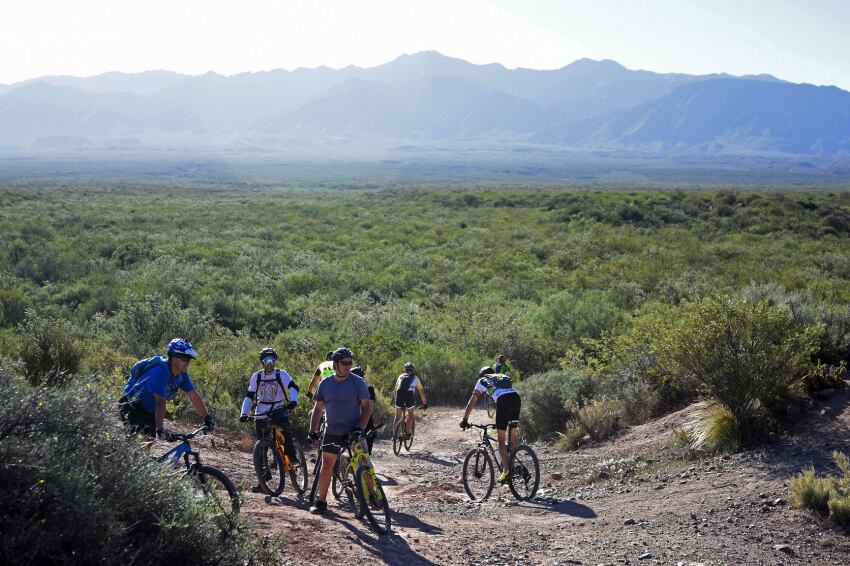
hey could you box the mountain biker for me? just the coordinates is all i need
[494,354,516,379]
[239,346,300,493]
[351,366,378,454]
[306,351,335,400]
[460,366,521,483]
[393,362,428,440]
[119,338,214,446]
[307,347,372,515]
[306,351,335,437]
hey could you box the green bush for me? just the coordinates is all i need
[662,295,823,444]
[0,366,274,566]
[17,309,84,385]
[790,451,850,527]
[686,403,740,453]
[516,368,595,440]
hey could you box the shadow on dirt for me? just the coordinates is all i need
[401,451,460,467]
[525,496,597,518]
[319,510,438,565]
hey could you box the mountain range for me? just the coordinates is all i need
[1,51,848,158]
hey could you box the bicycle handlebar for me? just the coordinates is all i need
[466,423,495,431]
[168,426,209,442]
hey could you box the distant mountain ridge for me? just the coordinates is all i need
[1,51,847,157]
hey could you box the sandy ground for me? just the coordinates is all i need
[171,385,850,565]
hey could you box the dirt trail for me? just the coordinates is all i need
[191,388,850,565]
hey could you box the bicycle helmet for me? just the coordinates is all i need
[404,361,415,373]
[331,347,354,362]
[350,366,365,378]
[498,354,507,363]
[259,347,278,360]
[166,338,198,359]
[326,351,334,361]
[479,366,494,377]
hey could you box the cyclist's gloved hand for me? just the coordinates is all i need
[459,419,469,430]
[156,429,175,442]
[285,401,297,412]
[421,403,428,410]
[351,427,363,440]
[239,414,250,423]
[307,431,320,444]
[204,414,215,432]
[306,391,314,400]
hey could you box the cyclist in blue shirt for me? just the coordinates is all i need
[119,338,214,444]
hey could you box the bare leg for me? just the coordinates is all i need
[406,408,415,434]
[496,429,509,471]
[317,451,338,502]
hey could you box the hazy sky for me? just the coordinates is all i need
[3,0,848,90]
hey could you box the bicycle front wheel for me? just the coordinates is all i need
[253,439,285,496]
[403,413,415,451]
[392,420,403,456]
[355,465,391,534]
[462,447,494,501]
[287,440,308,494]
[507,444,540,501]
[332,452,350,500]
[194,464,240,518]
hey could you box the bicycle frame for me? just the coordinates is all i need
[472,424,511,472]
[155,427,207,473]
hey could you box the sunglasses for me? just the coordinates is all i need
[176,354,193,363]
[262,357,276,364]
[338,359,354,366]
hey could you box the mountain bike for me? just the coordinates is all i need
[461,421,540,502]
[155,426,240,520]
[392,405,422,455]
[248,407,308,496]
[308,428,391,534]
[333,423,382,500]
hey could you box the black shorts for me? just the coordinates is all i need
[320,432,349,455]
[394,390,415,408]
[494,392,521,430]
[118,396,156,438]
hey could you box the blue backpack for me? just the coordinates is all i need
[125,355,168,391]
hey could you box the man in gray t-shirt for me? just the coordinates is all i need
[307,347,372,515]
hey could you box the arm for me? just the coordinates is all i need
[357,398,373,430]
[186,390,209,418]
[309,400,325,433]
[462,392,480,422]
[306,371,320,398]
[416,381,427,405]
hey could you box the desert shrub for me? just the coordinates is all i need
[686,403,740,453]
[574,398,620,441]
[801,360,847,395]
[790,451,850,527]
[515,368,595,440]
[95,293,220,359]
[0,366,273,566]
[662,295,823,444]
[534,289,621,349]
[587,456,650,482]
[410,344,481,405]
[16,309,84,385]
[0,287,30,327]
[821,307,850,364]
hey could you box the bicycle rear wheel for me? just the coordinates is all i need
[355,465,391,534]
[462,447,494,501]
[253,439,285,496]
[392,420,403,456]
[507,444,540,501]
[486,395,495,418]
[287,440,308,494]
[194,464,240,519]
[403,412,415,451]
